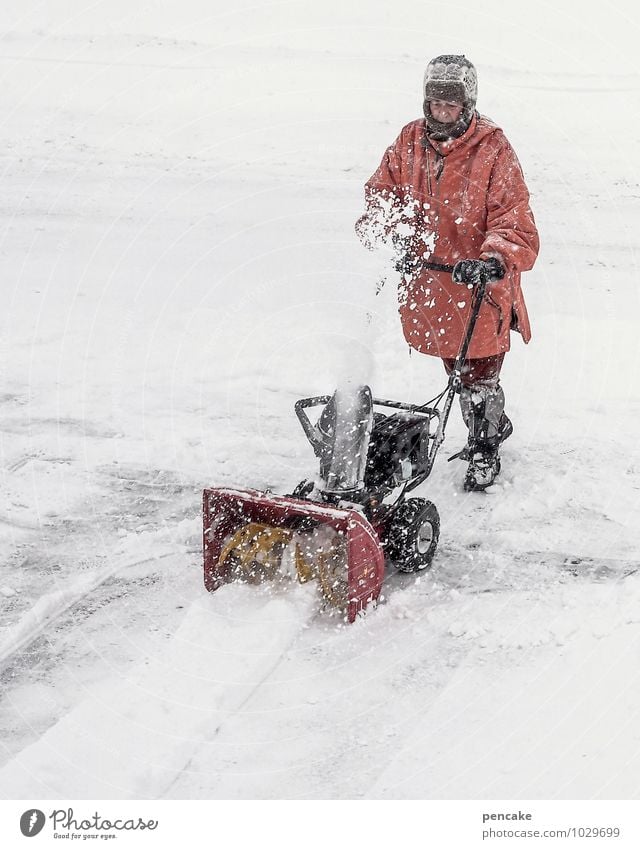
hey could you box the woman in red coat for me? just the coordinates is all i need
[356,54,539,490]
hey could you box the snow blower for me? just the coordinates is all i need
[203,266,488,621]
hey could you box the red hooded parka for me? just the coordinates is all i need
[356,114,540,359]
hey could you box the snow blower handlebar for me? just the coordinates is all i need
[449,274,488,381]
[420,260,456,274]
[294,395,332,458]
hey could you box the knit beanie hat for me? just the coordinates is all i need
[423,54,477,140]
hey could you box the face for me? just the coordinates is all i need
[428,99,464,124]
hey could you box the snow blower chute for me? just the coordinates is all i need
[203,266,489,621]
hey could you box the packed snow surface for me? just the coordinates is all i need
[1,0,639,800]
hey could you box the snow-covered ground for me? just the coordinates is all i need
[1,0,640,801]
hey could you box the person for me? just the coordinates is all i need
[355,54,540,490]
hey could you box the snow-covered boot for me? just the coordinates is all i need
[459,385,512,491]
[464,440,501,491]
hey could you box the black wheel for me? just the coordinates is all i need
[385,498,440,572]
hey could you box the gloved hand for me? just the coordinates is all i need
[452,257,505,284]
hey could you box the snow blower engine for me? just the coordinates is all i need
[203,266,488,621]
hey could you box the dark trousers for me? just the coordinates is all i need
[441,353,505,388]
[441,354,507,443]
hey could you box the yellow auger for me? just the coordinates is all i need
[218,522,292,583]
[217,519,350,609]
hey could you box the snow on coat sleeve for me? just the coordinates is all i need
[480,140,539,273]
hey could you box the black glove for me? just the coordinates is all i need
[452,257,505,284]
[482,257,505,281]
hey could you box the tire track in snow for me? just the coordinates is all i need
[0,463,200,669]
[0,550,183,672]
[0,584,318,799]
